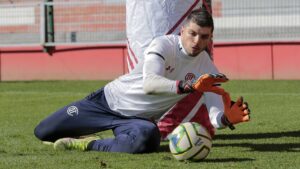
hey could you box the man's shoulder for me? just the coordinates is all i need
[145,35,179,61]
[152,34,179,46]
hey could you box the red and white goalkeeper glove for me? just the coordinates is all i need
[177,73,228,94]
[221,93,251,130]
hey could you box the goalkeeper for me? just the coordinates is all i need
[34,10,250,153]
[127,0,218,139]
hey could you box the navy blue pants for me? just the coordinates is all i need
[34,88,161,153]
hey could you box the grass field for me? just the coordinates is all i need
[0,80,299,169]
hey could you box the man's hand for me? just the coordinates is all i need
[222,93,251,129]
[192,73,228,95]
[177,73,229,94]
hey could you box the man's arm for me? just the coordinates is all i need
[143,52,229,95]
[204,92,227,129]
[143,53,178,94]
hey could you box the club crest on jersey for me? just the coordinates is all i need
[185,73,196,81]
[67,106,79,117]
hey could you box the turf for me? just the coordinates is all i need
[0,80,299,169]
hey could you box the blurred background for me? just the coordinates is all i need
[0,0,299,81]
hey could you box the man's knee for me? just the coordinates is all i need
[34,122,57,142]
[34,123,46,141]
[130,122,161,153]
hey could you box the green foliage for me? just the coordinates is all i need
[0,80,299,169]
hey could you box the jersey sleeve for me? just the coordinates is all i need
[143,37,178,94]
[201,53,226,129]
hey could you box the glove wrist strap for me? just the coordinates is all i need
[221,115,235,130]
[177,80,193,94]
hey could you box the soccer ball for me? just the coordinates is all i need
[169,122,212,161]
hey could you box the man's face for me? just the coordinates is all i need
[180,22,212,57]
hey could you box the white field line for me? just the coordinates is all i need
[230,93,300,96]
[1,91,300,96]
[0,91,88,96]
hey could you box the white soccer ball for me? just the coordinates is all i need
[169,122,212,161]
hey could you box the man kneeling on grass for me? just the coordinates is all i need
[34,10,250,153]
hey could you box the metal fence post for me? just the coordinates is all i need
[44,0,55,55]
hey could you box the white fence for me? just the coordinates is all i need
[213,0,300,42]
[0,0,300,47]
[0,0,126,46]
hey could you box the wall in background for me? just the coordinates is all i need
[0,42,299,81]
[214,42,300,80]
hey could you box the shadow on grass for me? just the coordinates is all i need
[160,130,300,153]
[213,143,300,152]
[204,157,255,163]
[214,130,300,140]
[213,130,300,152]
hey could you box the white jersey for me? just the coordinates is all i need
[126,0,204,71]
[104,35,224,128]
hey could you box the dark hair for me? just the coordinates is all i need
[184,9,214,32]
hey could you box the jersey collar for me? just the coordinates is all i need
[178,36,199,60]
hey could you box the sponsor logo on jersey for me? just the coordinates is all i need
[67,106,79,116]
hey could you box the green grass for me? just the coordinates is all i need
[0,80,299,169]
